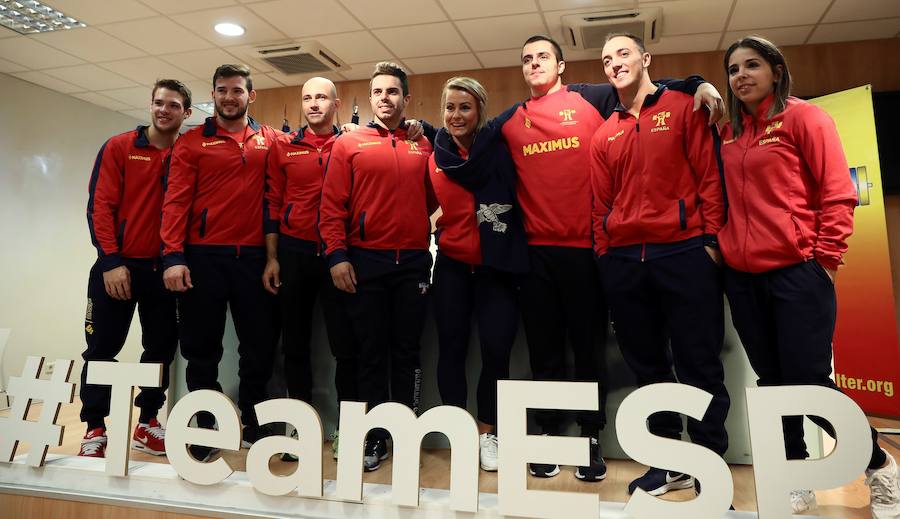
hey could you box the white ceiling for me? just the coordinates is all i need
[0,0,897,124]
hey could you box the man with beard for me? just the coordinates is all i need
[262,77,358,461]
[81,79,192,458]
[319,62,435,472]
[162,64,281,458]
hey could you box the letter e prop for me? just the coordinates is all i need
[167,390,241,485]
[496,380,599,519]
[247,398,323,497]
[86,361,161,477]
[746,386,870,518]
[617,383,733,519]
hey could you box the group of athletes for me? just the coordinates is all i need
[79,31,899,516]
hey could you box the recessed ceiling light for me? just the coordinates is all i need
[214,22,244,37]
[0,0,86,34]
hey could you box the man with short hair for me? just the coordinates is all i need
[263,77,358,461]
[319,61,436,472]
[590,32,729,497]
[80,79,192,458]
[494,34,723,481]
[162,64,281,456]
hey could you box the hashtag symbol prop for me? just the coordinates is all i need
[0,356,75,467]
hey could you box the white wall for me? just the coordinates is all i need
[0,73,142,389]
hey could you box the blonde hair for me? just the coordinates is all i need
[440,76,488,131]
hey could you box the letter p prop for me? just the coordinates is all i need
[746,385,871,518]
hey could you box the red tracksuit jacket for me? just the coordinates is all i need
[428,148,481,265]
[319,123,435,266]
[161,117,281,267]
[590,87,724,257]
[500,87,605,249]
[719,95,856,272]
[265,126,337,247]
[87,125,170,270]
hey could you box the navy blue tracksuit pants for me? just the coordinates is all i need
[432,252,518,426]
[178,247,278,429]
[81,258,178,430]
[341,249,432,431]
[277,244,358,405]
[605,246,730,456]
[519,245,608,436]
[725,260,885,469]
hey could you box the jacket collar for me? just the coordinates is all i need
[202,116,261,137]
[613,83,668,114]
[290,125,340,144]
[741,92,777,124]
[134,125,151,148]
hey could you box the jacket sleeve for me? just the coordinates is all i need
[796,104,857,270]
[318,137,352,266]
[160,136,197,269]
[590,132,613,256]
[86,138,125,271]
[264,137,285,234]
[683,97,725,237]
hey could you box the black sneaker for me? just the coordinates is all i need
[363,439,389,471]
[241,424,275,448]
[188,444,220,463]
[628,467,694,496]
[575,437,607,481]
[281,427,299,462]
[529,462,561,478]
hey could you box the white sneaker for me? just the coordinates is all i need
[479,433,498,472]
[867,451,900,519]
[790,489,817,514]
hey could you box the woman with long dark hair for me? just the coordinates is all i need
[719,36,899,516]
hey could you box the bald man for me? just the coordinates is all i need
[263,77,358,459]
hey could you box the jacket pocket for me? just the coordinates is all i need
[199,208,208,238]
[602,209,611,235]
[359,210,366,241]
[678,199,687,230]
[283,203,294,229]
[117,219,127,248]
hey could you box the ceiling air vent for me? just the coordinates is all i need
[237,41,348,75]
[562,7,662,50]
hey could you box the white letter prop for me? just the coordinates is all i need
[167,389,241,485]
[86,361,161,476]
[746,385,871,518]
[335,401,479,512]
[0,356,74,467]
[496,380,599,519]
[246,398,324,497]
[617,383,733,519]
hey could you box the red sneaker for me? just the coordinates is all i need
[132,418,166,456]
[78,427,107,458]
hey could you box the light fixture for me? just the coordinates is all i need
[0,0,86,34]
[214,22,244,37]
